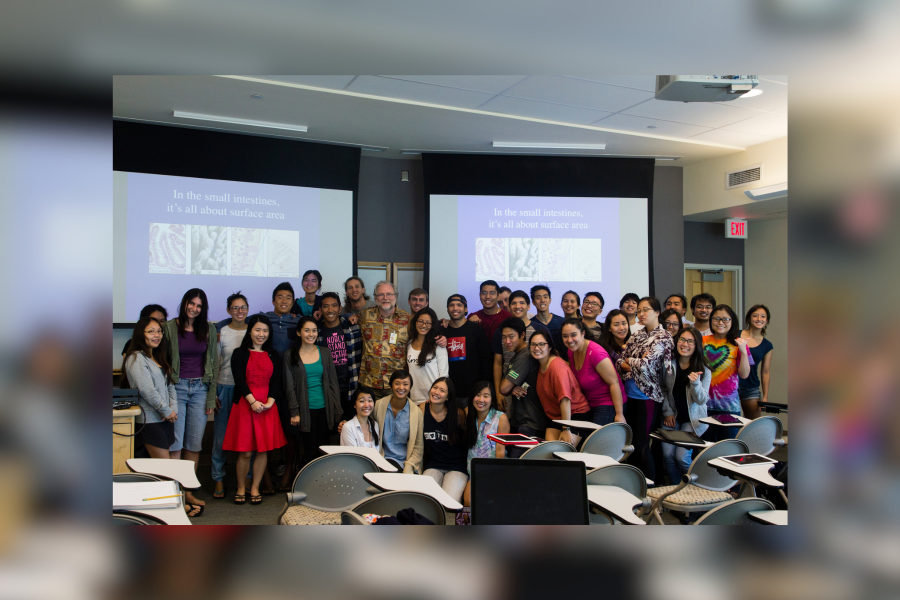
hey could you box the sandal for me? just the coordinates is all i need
[250,494,263,505]
[213,482,226,499]
[260,487,275,496]
[185,503,204,517]
[234,493,247,505]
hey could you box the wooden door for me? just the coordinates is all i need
[685,269,734,321]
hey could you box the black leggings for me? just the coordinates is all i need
[300,408,330,469]
[625,398,660,481]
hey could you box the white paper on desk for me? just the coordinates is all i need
[113,481,180,509]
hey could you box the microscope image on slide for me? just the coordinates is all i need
[475,237,602,282]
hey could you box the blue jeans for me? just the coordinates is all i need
[171,378,208,453]
[702,410,742,443]
[590,405,616,426]
[660,421,695,485]
[508,425,540,459]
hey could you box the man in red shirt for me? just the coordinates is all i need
[468,280,511,342]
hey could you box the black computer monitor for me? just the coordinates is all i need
[470,458,589,525]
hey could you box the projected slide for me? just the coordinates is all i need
[115,172,353,322]
[429,195,648,320]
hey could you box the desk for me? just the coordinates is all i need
[320,446,398,472]
[707,457,783,489]
[553,420,604,430]
[113,407,141,474]
[586,486,645,525]
[126,506,193,525]
[554,452,654,486]
[749,510,787,525]
[700,415,752,427]
[650,432,711,450]
[364,473,463,511]
[127,458,202,489]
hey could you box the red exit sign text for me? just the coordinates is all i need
[725,218,747,239]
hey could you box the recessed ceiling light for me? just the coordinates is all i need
[172,110,308,132]
[737,89,764,99]
[492,142,606,150]
[251,94,263,99]
[647,125,658,129]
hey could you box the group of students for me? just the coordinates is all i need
[120,271,775,517]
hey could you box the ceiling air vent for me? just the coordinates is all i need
[725,164,762,190]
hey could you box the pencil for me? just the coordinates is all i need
[143,493,183,501]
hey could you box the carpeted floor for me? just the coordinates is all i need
[187,463,289,525]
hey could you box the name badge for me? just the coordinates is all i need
[389,332,397,344]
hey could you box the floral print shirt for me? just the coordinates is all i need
[467,408,502,475]
[615,324,674,403]
[358,306,411,390]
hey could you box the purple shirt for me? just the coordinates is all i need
[178,331,208,379]
[567,341,625,408]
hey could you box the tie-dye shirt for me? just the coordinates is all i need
[702,336,755,413]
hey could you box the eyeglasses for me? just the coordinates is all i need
[583,301,602,309]
[375,293,396,298]
[711,317,732,324]
[677,339,695,346]
[145,329,163,335]
[302,278,319,284]
[529,342,549,350]
[417,320,433,327]
[230,306,249,312]
[637,307,655,314]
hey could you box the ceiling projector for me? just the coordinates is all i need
[655,75,759,102]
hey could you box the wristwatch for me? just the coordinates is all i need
[561,426,571,432]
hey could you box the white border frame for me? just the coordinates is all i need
[684,263,743,325]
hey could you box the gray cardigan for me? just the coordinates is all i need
[125,352,177,423]
[661,358,711,436]
[283,347,343,433]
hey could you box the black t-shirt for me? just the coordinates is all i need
[422,406,467,473]
[441,320,493,399]
[673,363,690,424]
[319,323,349,391]
[503,346,547,431]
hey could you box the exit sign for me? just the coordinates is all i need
[726,218,747,239]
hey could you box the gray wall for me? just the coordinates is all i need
[357,157,684,297]
[652,166,684,300]
[683,220,745,308]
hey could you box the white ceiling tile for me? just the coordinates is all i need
[382,75,527,94]
[689,129,777,147]
[722,110,788,137]
[345,75,495,108]
[478,95,612,125]
[729,80,788,112]
[570,75,656,91]
[760,75,788,84]
[622,98,762,128]
[592,113,713,138]
[501,75,655,112]
[257,75,357,89]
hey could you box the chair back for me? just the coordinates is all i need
[518,440,575,460]
[113,511,165,525]
[113,473,164,483]
[694,498,776,525]
[348,491,446,525]
[687,439,750,492]
[585,463,647,500]
[581,422,633,461]
[340,511,369,525]
[737,416,784,456]
[291,453,380,512]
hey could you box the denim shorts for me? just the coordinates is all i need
[171,378,209,453]
[738,385,761,401]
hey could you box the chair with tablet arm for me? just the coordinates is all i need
[644,439,750,525]
[586,463,651,523]
[580,422,634,462]
[693,497,776,525]
[736,416,786,456]
[342,490,446,525]
[518,440,576,460]
[278,453,381,525]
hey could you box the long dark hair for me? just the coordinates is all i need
[290,315,319,365]
[241,314,275,353]
[744,304,770,336]
[600,309,631,356]
[529,330,559,358]
[177,288,210,342]
[465,381,497,449]
[121,317,174,386]
[561,317,591,345]
[711,304,741,345]
[408,307,439,367]
[428,377,463,446]
[673,326,710,374]
[351,388,379,447]
[562,290,582,318]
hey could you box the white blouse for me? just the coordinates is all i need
[406,345,449,404]
[340,415,382,452]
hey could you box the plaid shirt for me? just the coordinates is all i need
[317,317,362,405]
[358,306,411,390]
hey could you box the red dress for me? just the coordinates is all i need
[223,351,287,452]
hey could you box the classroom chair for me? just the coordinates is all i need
[586,463,651,524]
[736,416,786,456]
[693,498,776,525]
[278,453,381,525]
[581,422,635,462]
[644,439,750,525]
[341,491,446,525]
[113,511,166,525]
[518,440,576,460]
[113,472,165,483]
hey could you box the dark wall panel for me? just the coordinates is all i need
[653,167,685,300]
[357,157,424,263]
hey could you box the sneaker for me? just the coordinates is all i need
[275,464,286,476]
